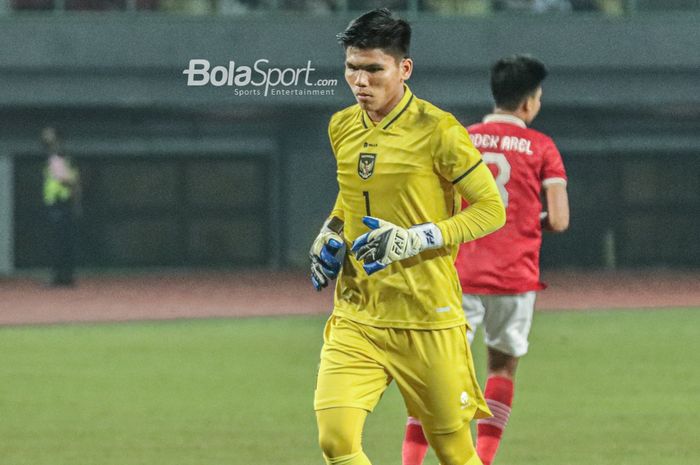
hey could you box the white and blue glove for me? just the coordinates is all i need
[351,216,443,275]
[309,218,346,291]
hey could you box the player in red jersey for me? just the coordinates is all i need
[401,55,569,465]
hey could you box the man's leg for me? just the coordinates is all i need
[425,422,482,465]
[402,416,429,465]
[476,349,517,465]
[401,295,486,465]
[394,325,489,465]
[476,292,536,465]
[57,205,76,285]
[317,407,372,465]
[47,205,63,285]
[315,317,391,465]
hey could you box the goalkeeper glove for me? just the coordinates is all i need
[351,216,443,275]
[309,217,346,291]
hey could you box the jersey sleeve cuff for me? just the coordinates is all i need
[542,177,567,188]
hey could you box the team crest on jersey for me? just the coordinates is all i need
[358,153,377,180]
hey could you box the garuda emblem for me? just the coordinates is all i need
[358,153,377,180]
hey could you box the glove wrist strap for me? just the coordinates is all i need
[410,223,443,250]
[322,216,344,234]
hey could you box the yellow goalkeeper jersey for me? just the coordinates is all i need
[328,85,505,330]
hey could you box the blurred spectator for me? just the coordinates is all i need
[279,0,335,13]
[42,127,81,287]
[159,0,213,13]
[597,0,623,14]
[10,0,54,9]
[569,0,598,10]
[492,0,572,12]
[65,0,127,9]
[7,0,700,12]
[422,0,490,15]
[218,0,249,14]
[347,0,408,11]
[11,0,158,10]
[492,0,621,12]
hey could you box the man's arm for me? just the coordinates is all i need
[328,192,345,223]
[541,183,569,232]
[350,117,505,275]
[310,116,347,290]
[350,166,505,275]
[436,161,505,245]
[430,115,505,244]
[309,193,346,290]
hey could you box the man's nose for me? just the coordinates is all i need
[354,70,369,87]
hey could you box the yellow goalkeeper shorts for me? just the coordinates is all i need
[314,315,491,434]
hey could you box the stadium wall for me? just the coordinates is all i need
[0,14,698,272]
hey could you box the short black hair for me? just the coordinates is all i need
[490,55,548,111]
[336,8,411,61]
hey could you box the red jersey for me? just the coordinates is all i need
[456,114,567,294]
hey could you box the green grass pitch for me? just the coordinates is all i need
[1,308,698,465]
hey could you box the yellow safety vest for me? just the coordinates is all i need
[43,160,77,206]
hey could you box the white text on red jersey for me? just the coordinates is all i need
[470,134,534,156]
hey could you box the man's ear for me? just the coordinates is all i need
[520,96,532,114]
[400,58,413,81]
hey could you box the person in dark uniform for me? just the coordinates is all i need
[42,127,80,287]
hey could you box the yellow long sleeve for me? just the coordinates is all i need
[329,192,345,224]
[436,161,506,245]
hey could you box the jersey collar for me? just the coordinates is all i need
[361,84,414,131]
[483,113,527,128]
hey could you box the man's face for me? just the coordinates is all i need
[344,47,412,120]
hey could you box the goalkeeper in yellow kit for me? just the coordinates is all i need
[310,9,506,465]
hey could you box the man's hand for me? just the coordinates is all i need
[351,216,443,275]
[309,217,346,291]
